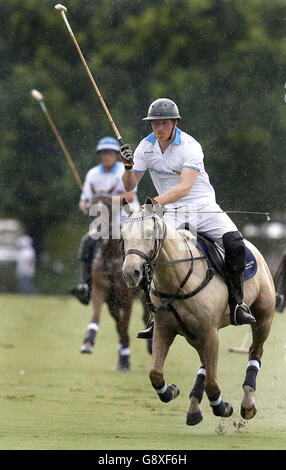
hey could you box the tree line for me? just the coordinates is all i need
[0,0,285,266]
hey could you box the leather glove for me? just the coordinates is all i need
[120,143,134,169]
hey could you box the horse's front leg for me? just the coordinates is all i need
[116,298,133,372]
[149,319,179,403]
[80,283,106,354]
[204,328,233,419]
[186,365,206,426]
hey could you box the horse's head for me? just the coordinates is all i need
[90,184,115,209]
[121,197,165,288]
[88,184,123,240]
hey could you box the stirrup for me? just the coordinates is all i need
[233,303,256,326]
[137,321,154,339]
[70,282,90,305]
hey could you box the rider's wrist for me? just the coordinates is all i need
[124,164,133,171]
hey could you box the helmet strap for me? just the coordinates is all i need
[168,120,176,140]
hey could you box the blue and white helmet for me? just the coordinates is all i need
[95,136,120,154]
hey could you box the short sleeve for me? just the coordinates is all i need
[182,141,204,173]
[80,170,93,201]
[133,142,147,173]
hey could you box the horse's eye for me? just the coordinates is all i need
[144,229,153,240]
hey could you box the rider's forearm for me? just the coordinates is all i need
[121,169,137,192]
[154,182,191,206]
[79,200,87,213]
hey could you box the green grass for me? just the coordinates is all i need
[0,294,285,450]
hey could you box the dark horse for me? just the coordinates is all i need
[80,192,152,370]
[273,248,286,313]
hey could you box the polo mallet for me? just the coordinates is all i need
[31,89,83,191]
[54,4,124,147]
[228,331,250,354]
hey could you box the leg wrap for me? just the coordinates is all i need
[208,391,226,416]
[243,357,261,390]
[117,343,130,369]
[153,382,174,403]
[189,366,206,403]
[84,322,98,345]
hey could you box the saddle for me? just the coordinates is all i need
[193,232,257,283]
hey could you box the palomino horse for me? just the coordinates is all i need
[121,198,275,424]
[80,192,151,370]
[273,248,286,313]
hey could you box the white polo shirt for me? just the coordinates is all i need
[133,128,237,238]
[133,128,217,209]
[81,161,140,222]
[81,161,127,201]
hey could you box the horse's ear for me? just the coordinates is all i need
[145,197,154,213]
[122,197,131,215]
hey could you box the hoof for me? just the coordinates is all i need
[186,411,203,426]
[80,342,93,354]
[224,402,233,418]
[240,404,257,420]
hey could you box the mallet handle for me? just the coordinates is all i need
[228,348,249,354]
[44,110,83,190]
[59,8,123,145]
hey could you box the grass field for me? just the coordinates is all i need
[0,293,285,450]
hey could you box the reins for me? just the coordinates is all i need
[123,213,214,341]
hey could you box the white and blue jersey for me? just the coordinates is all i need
[133,128,237,238]
[81,161,140,222]
[81,161,126,201]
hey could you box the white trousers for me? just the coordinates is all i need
[163,202,238,240]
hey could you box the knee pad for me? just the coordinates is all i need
[222,231,246,271]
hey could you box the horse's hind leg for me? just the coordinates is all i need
[241,305,274,419]
[149,322,179,403]
[203,328,233,419]
[273,252,286,312]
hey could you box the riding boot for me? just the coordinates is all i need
[226,269,256,325]
[70,260,92,305]
[222,231,256,326]
[70,234,96,305]
[137,320,154,339]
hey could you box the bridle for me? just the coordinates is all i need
[124,213,166,274]
[122,213,214,341]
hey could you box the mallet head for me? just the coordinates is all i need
[31,89,44,101]
[55,4,67,12]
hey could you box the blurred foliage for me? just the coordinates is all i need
[0,0,285,291]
